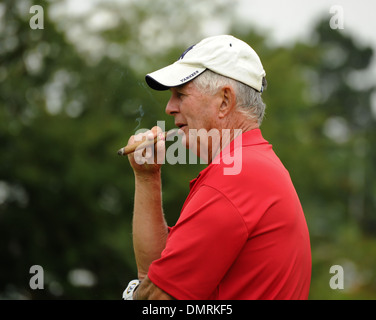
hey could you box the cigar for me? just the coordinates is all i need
[117,129,179,156]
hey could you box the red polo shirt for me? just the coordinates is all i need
[148,129,311,300]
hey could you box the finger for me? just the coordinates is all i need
[155,140,165,165]
[146,130,154,141]
[127,134,135,147]
[156,126,167,165]
[134,146,146,165]
[129,130,149,163]
[155,126,163,135]
[140,130,156,164]
[129,130,147,146]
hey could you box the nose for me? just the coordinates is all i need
[165,91,179,116]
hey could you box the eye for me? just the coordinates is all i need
[176,91,185,99]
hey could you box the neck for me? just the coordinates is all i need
[207,118,259,163]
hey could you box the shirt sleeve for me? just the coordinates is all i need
[147,185,249,300]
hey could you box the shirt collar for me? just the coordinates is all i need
[189,129,268,189]
[216,128,268,159]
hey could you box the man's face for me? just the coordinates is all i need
[165,81,222,160]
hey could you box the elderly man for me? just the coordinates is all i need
[123,35,311,300]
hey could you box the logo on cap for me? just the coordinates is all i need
[179,44,195,60]
[180,70,200,84]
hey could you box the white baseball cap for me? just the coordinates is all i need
[145,35,266,92]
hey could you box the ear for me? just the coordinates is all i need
[218,86,236,119]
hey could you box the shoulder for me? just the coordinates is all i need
[206,142,288,187]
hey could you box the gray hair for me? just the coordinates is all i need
[192,70,267,126]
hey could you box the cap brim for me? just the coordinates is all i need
[145,62,206,91]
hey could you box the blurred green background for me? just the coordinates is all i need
[1,0,375,299]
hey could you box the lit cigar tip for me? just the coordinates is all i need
[117,148,124,156]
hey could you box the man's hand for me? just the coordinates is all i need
[127,126,169,280]
[127,126,166,176]
[134,275,175,300]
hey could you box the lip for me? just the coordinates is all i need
[175,123,187,129]
[175,124,187,136]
